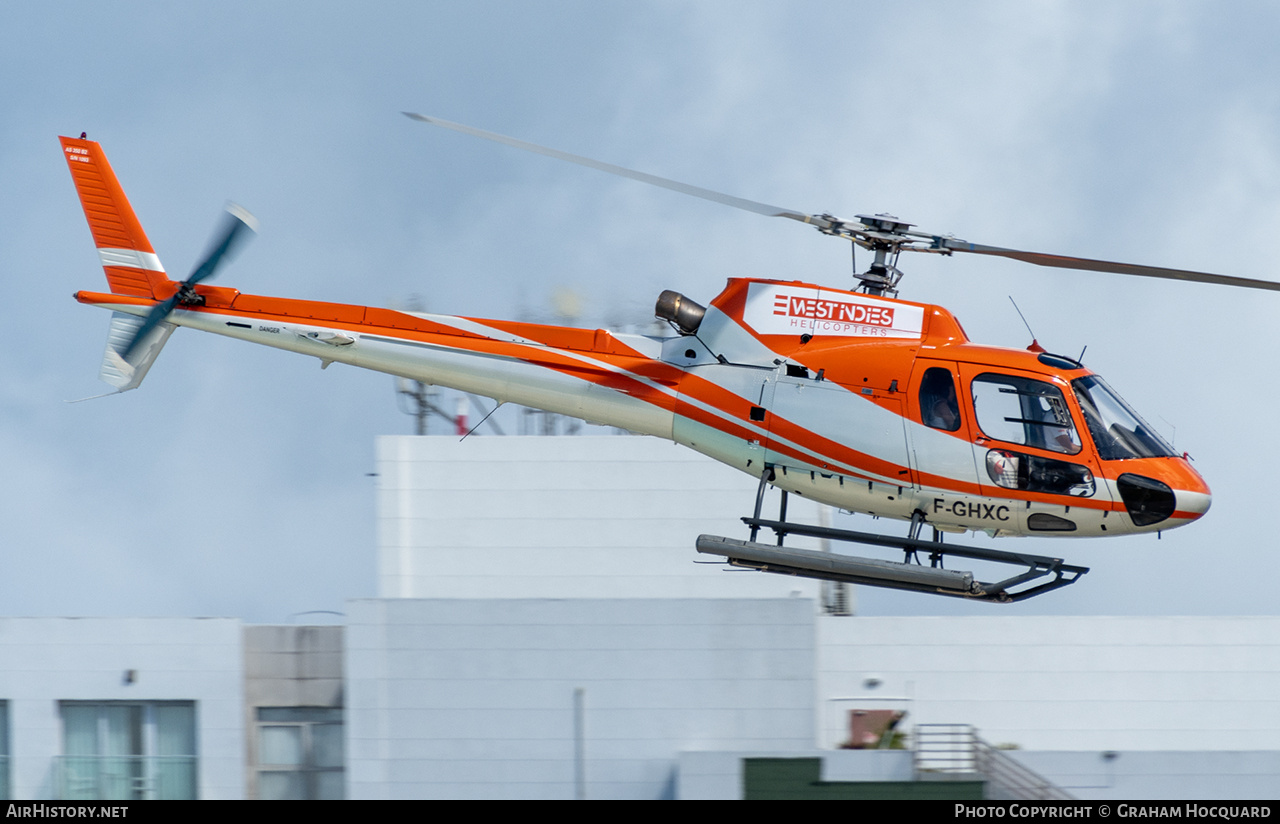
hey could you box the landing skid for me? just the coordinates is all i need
[696,469,1088,603]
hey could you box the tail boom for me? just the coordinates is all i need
[74,288,680,437]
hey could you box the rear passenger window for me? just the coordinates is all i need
[919,367,960,432]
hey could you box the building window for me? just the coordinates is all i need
[57,702,196,800]
[256,707,343,800]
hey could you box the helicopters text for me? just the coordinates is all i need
[63,119,1273,600]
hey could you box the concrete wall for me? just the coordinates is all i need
[374,435,831,601]
[679,748,1280,800]
[1012,750,1280,800]
[243,625,343,799]
[678,749,914,800]
[346,598,815,799]
[818,615,1280,752]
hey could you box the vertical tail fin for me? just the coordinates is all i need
[60,135,169,297]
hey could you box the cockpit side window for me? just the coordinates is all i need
[919,367,961,432]
[971,373,1081,455]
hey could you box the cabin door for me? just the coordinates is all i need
[764,363,913,487]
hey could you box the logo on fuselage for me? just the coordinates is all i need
[745,283,924,339]
[773,294,895,327]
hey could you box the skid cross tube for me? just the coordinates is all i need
[706,516,1089,603]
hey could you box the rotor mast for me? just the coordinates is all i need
[851,214,910,296]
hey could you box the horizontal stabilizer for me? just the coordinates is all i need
[99,311,175,392]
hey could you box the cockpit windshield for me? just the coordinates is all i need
[1071,375,1177,460]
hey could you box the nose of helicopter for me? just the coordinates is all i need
[1112,457,1210,531]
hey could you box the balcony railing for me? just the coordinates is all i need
[54,756,196,800]
[914,724,1073,800]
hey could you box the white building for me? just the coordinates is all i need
[4,434,1279,800]
[0,618,242,800]
[350,436,1280,799]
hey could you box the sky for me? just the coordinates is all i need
[3,1,1280,621]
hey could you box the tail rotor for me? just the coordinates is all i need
[118,203,257,361]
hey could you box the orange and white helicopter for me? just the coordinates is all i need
[61,117,1280,602]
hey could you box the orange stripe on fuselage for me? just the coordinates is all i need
[476,321,940,486]
[474,319,894,479]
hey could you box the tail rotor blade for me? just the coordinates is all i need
[118,294,179,362]
[187,203,258,286]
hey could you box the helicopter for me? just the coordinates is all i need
[60,117,1280,603]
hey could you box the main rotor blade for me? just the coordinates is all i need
[940,239,1280,292]
[187,203,258,286]
[403,112,832,230]
[404,113,1280,294]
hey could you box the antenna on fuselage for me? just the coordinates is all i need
[1008,296,1042,351]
